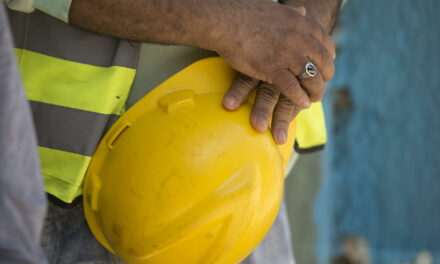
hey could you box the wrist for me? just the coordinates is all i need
[283,0,341,32]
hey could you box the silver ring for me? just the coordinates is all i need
[299,61,318,80]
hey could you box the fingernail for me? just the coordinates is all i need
[253,116,268,131]
[224,95,237,109]
[276,130,287,144]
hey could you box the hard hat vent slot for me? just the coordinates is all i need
[158,90,195,113]
[89,173,101,211]
[107,119,132,150]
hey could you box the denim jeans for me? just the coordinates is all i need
[41,198,295,264]
[242,199,296,264]
[40,201,120,264]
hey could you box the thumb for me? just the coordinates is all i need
[288,6,306,17]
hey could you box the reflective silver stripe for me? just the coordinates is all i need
[30,101,119,156]
[7,9,140,69]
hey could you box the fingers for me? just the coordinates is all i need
[271,69,310,109]
[299,72,325,102]
[288,55,325,102]
[232,80,301,145]
[285,37,332,102]
[303,35,335,81]
[223,72,259,110]
[250,82,280,132]
[289,36,334,82]
[271,94,297,145]
[251,83,298,145]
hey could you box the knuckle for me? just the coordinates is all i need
[272,118,291,130]
[321,60,335,81]
[271,69,310,108]
[234,73,258,92]
[276,98,295,115]
[257,85,279,101]
[318,55,334,81]
[253,86,279,116]
[323,48,332,65]
[254,98,273,112]
[252,107,270,118]
[289,83,306,100]
[316,45,330,66]
[328,39,336,56]
[303,76,324,102]
[253,104,274,117]
[329,62,336,79]
[235,72,252,82]
[284,78,301,94]
[310,74,323,86]
[306,75,323,91]
[323,31,336,52]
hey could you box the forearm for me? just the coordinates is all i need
[283,0,342,32]
[69,0,216,50]
[69,0,279,53]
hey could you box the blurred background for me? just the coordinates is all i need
[285,0,440,263]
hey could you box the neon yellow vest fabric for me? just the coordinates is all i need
[9,9,139,203]
[8,9,325,205]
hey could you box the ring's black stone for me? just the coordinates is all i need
[305,63,317,77]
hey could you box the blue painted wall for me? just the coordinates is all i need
[315,0,440,263]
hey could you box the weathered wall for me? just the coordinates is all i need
[315,0,440,263]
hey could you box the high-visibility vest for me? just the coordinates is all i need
[8,9,140,204]
[7,9,326,205]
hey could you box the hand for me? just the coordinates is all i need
[214,1,335,110]
[223,73,300,145]
[69,0,336,146]
[222,5,332,144]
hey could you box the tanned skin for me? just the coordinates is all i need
[222,0,342,144]
[69,0,341,144]
[284,0,341,32]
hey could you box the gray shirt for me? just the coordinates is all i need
[0,3,47,263]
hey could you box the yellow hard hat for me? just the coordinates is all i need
[83,57,296,264]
